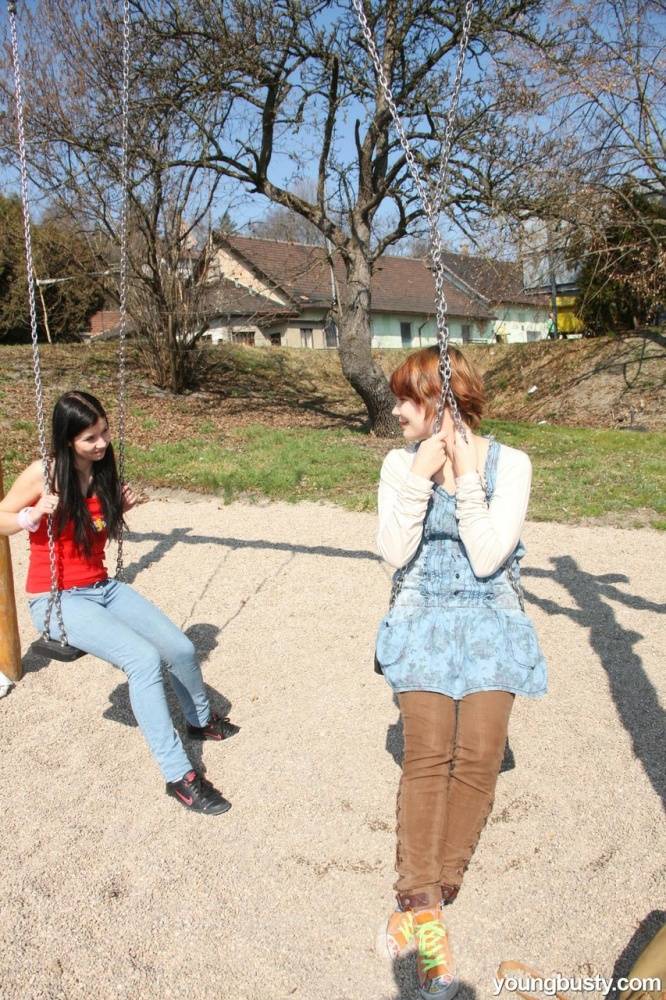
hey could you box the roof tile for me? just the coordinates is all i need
[215,235,547,318]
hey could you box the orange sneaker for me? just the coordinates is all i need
[414,907,458,1000]
[375,908,416,960]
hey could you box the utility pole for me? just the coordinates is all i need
[547,223,560,337]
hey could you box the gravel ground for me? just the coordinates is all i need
[1,498,664,1000]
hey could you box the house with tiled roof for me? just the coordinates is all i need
[437,249,551,344]
[203,235,549,348]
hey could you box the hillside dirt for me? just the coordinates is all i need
[0,336,663,456]
[464,334,665,431]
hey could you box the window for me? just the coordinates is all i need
[232,330,255,346]
[461,324,472,343]
[526,329,542,342]
[300,328,314,348]
[269,332,282,347]
[325,322,339,348]
[400,322,412,347]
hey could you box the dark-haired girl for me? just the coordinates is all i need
[0,391,237,815]
[374,347,547,1000]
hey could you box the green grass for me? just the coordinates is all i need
[128,425,381,510]
[1,339,663,527]
[482,420,665,525]
[12,419,35,433]
[125,419,666,526]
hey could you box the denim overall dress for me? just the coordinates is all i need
[375,439,548,699]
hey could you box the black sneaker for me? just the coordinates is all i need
[166,770,231,815]
[186,712,240,742]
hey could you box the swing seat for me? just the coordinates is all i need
[30,637,85,662]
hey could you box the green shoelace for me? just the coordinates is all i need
[416,919,449,974]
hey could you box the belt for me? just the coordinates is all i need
[69,578,109,591]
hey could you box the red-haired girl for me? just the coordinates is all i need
[374,346,547,1000]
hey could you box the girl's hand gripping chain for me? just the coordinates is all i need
[121,483,150,512]
[411,429,449,482]
[445,422,477,479]
[32,490,59,523]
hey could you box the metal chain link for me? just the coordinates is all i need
[354,6,523,621]
[8,0,69,645]
[351,0,475,435]
[115,0,131,580]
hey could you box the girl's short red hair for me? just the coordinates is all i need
[389,345,485,430]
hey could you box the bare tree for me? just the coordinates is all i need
[0,0,234,391]
[129,0,555,433]
[248,179,327,246]
[503,0,665,319]
[2,0,558,424]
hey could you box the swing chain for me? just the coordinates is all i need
[8,0,68,646]
[115,0,131,581]
[350,0,475,436]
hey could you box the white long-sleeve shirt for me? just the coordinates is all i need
[376,443,532,577]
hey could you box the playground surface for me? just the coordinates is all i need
[1,496,664,1000]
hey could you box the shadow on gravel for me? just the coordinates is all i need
[122,527,382,586]
[102,622,235,776]
[386,696,404,767]
[392,954,479,999]
[20,645,52,676]
[522,555,666,808]
[604,910,666,1000]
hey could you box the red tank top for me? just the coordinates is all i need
[26,495,109,593]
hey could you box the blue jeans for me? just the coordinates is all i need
[29,579,211,782]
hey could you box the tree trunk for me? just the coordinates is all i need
[337,252,399,437]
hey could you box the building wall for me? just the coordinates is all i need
[205,246,551,347]
[370,313,491,348]
[204,308,333,348]
[281,309,332,348]
[204,323,273,347]
[203,303,550,348]
[491,303,549,343]
[89,309,121,335]
[208,248,289,305]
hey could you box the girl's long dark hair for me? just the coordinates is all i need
[50,391,124,554]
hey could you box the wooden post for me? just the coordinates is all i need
[0,458,22,683]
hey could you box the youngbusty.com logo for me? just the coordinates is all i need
[492,972,663,997]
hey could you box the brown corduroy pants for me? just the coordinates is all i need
[395,689,514,910]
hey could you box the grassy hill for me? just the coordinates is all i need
[1,336,664,527]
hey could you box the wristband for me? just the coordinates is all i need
[17,507,40,532]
